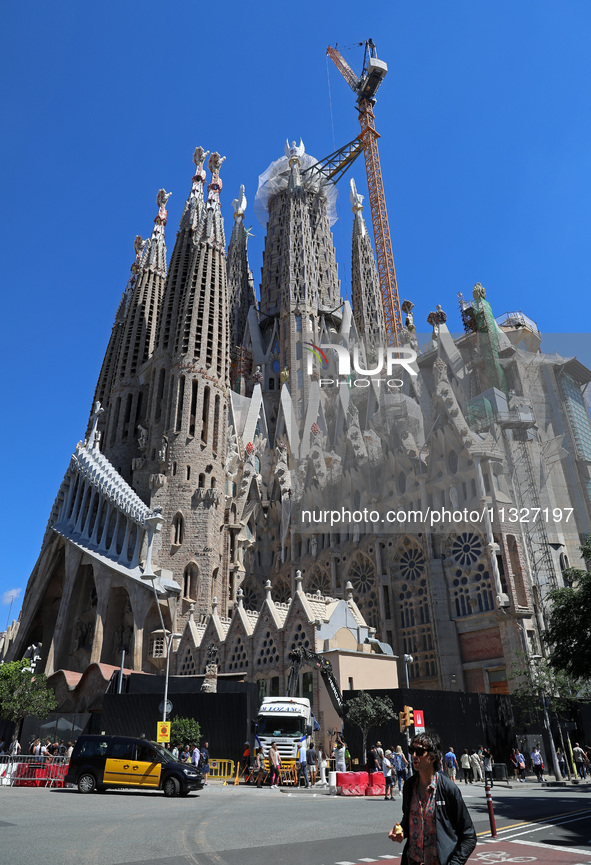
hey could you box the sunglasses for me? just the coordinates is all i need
[409,745,428,756]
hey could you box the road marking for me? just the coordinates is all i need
[499,813,591,842]
[476,807,591,837]
[358,859,379,862]
[510,839,591,857]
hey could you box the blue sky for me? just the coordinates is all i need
[2,1,591,626]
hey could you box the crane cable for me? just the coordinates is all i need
[326,55,350,303]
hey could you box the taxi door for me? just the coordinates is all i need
[103,740,136,785]
[132,743,162,788]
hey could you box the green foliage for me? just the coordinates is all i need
[0,660,57,727]
[170,716,201,747]
[345,691,396,760]
[510,652,584,722]
[543,535,591,682]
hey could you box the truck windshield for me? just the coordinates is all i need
[257,716,304,737]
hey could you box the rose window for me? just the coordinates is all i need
[451,533,482,567]
[399,548,425,582]
[348,558,376,595]
[241,583,259,611]
[307,569,330,595]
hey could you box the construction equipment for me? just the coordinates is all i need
[287,645,345,718]
[325,39,403,342]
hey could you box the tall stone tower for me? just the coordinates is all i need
[350,178,385,343]
[131,149,231,617]
[227,184,256,372]
[92,190,169,479]
[256,140,341,433]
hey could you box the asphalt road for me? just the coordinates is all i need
[1,781,590,865]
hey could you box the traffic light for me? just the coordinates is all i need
[399,711,406,733]
[403,705,414,730]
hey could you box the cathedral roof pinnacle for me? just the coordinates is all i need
[349,178,364,213]
[179,147,209,231]
[141,189,170,275]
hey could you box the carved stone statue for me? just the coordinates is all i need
[280,366,290,385]
[137,425,148,454]
[473,282,486,301]
[158,435,168,465]
[193,146,210,174]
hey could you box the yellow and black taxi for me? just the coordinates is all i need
[65,734,203,797]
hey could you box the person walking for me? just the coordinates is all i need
[200,741,210,785]
[530,747,544,782]
[318,746,328,786]
[573,743,587,779]
[254,747,267,788]
[393,744,409,796]
[297,739,309,788]
[307,741,318,785]
[382,749,394,800]
[269,741,282,788]
[515,749,526,782]
[460,749,472,784]
[444,746,458,782]
[556,747,566,779]
[191,743,200,772]
[482,748,494,787]
[389,729,476,865]
[469,749,483,782]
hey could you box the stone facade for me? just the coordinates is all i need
[4,137,591,735]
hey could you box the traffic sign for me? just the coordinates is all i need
[157,721,171,743]
[414,709,425,733]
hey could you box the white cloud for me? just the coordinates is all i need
[2,588,22,605]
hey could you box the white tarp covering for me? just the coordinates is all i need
[253,151,338,228]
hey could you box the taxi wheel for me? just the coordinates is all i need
[163,777,180,797]
[78,773,97,794]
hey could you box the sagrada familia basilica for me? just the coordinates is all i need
[3,136,591,725]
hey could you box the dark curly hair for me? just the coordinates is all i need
[410,729,442,772]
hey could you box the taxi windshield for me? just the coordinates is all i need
[150,742,177,763]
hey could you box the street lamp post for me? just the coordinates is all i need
[403,654,413,689]
[162,631,182,723]
[530,654,562,782]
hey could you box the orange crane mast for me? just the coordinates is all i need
[326,41,403,341]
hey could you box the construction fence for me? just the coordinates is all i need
[0,755,69,788]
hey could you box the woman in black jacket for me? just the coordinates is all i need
[389,730,476,865]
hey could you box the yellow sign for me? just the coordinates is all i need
[157,721,171,743]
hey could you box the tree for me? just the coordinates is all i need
[510,652,585,723]
[344,691,395,766]
[0,660,57,734]
[170,716,201,748]
[544,535,591,681]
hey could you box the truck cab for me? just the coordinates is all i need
[256,697,312,759]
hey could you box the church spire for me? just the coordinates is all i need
[91,189,170,471]
[227,184,256,358]
[350,178,385,344]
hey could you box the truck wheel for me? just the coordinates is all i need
[163,776,180,797]
[78,773,97,793]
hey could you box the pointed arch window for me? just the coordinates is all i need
[183,562,198,600]
[172,512,184,546]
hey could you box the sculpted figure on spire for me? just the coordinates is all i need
[208,152,226,194]
[193,146,209,179]
[232,184,247,220]
[349,177,364,213]
[155,189,172,226]
[284,138,305,165]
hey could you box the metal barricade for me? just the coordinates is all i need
[207,759,235,780]
[0,754,69,788]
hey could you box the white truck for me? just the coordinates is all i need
[255,696,312,759]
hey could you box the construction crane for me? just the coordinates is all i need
[325,40,403,341]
